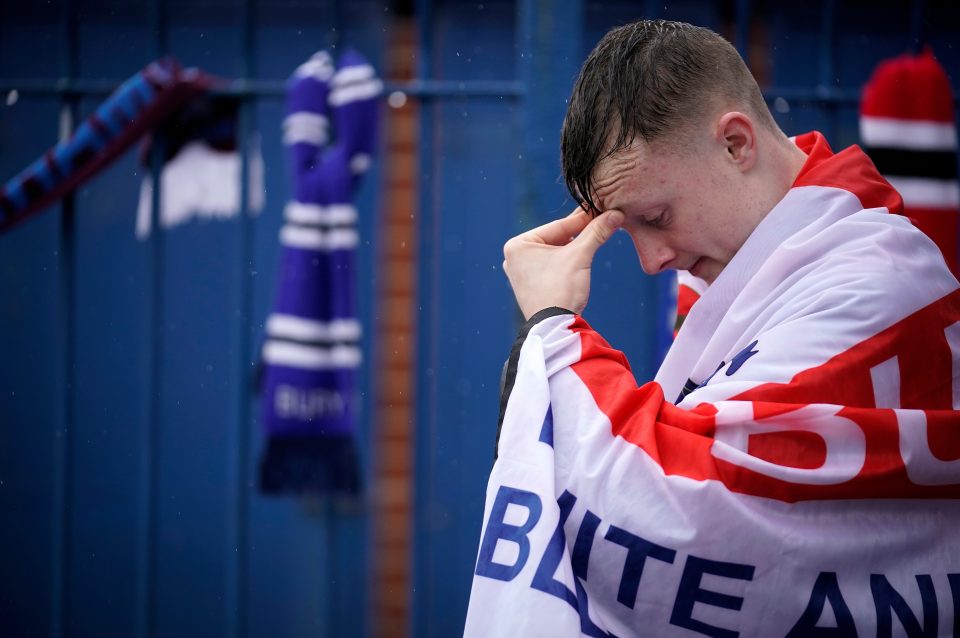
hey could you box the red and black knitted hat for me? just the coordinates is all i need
[860,48,959,275]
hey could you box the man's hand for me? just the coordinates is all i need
[502,208,624,320]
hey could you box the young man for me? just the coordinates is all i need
[466,20,960,637]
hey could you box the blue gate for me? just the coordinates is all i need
[0,1,957,637]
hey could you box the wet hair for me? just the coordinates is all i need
[561,20,776,214]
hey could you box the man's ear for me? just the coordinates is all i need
[716,112,757,172]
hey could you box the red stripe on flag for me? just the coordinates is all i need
[733,289,960,409]
[567,307,960,501]
[570,319,720,483]
[793,132,904,214]
[747,430,826,470]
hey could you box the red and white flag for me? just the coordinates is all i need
[466,133,960,636]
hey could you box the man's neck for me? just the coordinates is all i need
[760,131,810,215]
[784,134,809,185]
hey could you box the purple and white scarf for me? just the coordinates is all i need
[259,50,381,495]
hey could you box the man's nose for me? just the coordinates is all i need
[627,230,675,275]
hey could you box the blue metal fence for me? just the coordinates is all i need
[1,0,958,636]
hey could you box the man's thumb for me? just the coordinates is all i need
[574,210,624,256]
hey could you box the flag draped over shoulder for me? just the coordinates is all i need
[466,133,960,637]
[258,50,381,495]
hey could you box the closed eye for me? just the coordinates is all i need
[644,208,669,229]
[622,207,669,231]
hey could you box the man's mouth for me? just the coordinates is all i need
[689,258,704,278]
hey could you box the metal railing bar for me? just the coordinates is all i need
[139,1,167,637]
[735,0,751,64]
[412,0,437,634]
[0,78,527,99]
[10,78,960,107]
[51,0,79,633]
[225,0,255,635]
[819,0,838,140]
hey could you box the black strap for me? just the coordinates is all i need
[494,307,574,460]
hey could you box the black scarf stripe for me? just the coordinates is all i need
[865,146,959,181]
[264,335,361,349]
[283,220,358,232]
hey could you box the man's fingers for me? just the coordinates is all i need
[520,208,591,246]
[571,209,624,258]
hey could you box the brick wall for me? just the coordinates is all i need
[371,16,418,638]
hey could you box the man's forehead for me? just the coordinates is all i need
[591,143,649,210]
